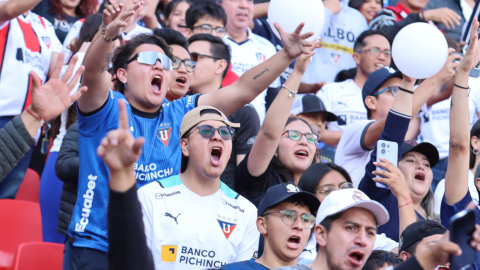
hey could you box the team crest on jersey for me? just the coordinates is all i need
[157,123,172,147]
[331,53,341,63]
[256,53,266,62]
[42,37,51,48]
[217,219,237,239]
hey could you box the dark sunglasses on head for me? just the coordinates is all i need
[282,130,318,144]
[187,124,235,140]
[123,51,173,70]
[172,57,196,73]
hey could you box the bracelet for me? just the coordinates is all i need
[102,24,119,42]
[26,108,44,124]
[398,87,414,94]
[398,196,413,209]
[283,84,298,98]
[454,83,470,90]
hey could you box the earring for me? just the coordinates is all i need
[474,148,479,155]
[123,81,128,89]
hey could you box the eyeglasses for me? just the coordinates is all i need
[373,86,399,97]
[282,130,318,144]
[315,182,354,196]
[357,47,392,57]
[123,51,173,70]
[190,52,221,63]
[193,24,227,37]
[262,210,316,229]
[186,124,235,140]
[172,57,196,73]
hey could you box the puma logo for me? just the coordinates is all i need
[303,247,315,254]
[338,101,347,106]
[165,212,181,225]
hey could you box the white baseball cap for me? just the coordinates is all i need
[316,189,389,226]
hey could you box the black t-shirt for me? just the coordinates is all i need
[221,104,260,190]
[33,0,81,43]
[234,152,287,207]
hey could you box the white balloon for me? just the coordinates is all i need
[267,0,325,42]
[392,23,448,79]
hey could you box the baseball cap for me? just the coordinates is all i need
[475,163,480,181]
[402,140,439,168]
[399,220,446,253]
[316,189,389,226]
[290,94,337,122]
[362,67,403,107]
[180,105,240,138]
[471,119,480,137]
[257,183,320,217]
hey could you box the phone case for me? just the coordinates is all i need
[450,209,476,270]
[375,140,398,189]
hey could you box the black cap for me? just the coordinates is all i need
[399,220,446,253]
[471,119,480,137]
[475,164,480,181]
[291,94,337,122]
[402,140,439,168]
[362,67,403,108]
[257,183,320,217]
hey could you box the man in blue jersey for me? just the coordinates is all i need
[67,1,315,269]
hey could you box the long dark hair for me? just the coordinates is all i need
[270,117,319,183]
[297,162,352,195]
[348,0,383,12]
[49,0,97,19]
[164,0,191,21]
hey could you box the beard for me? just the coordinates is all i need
[325,245,345,270]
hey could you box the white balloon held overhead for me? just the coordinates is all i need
[267,0,325,42]
[392,23,448,79]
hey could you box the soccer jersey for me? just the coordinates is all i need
[69,90,199,252]
[335,119,375,187]
[0,12,62,117]
[137,175,259,270]
[302,3,368,84]
[317,79,368,132]
[224,28,281,124]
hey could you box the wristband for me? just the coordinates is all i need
[398,87,414,94]
[453,83,469,90]
[26,108,44,124]
[102,24,119,42]
[398,196,413,209]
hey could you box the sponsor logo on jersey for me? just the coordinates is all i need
[157,123,172,147]
[217,219,237,239]
[247,136,256,145]
[155,191,180,200]
[337,115,347,125]
[134,163,173,181]
[179,246,227,268]
[303,247,315,254]
[41,36,50,48]
[161,245,177,262]
[75,174,97,232]
[220,200,244,213]
[186,95,195,108]
[256,53,266,62]
[165,212,181,225]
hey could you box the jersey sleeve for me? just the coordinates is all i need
[373,233,398,251]
[77,90,121,136]
[231,105,260,155]
[169,94,199,122]
[43,17,62,53]
[339,120,374,156]
[137,184,155,248]
[234,203,259,262]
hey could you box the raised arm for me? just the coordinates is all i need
[0,0,42,23]
[444,19,480,205]
[246,42,318,177]
[78,2,143,113]
[198,23,314,116]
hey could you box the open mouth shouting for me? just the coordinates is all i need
[294,149,309,159]
[414,172,426,182]
[151,75,163,94]
[286,235,302,249]
[347,250,365,267]
[210,146,223,166]
[175,76,187,87]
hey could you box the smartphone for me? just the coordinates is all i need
[450,208,476,270]
[375,140,398,189]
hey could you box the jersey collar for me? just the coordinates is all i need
[224,28,256,45]
[395,2,412,18]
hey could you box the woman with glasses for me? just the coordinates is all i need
[153,28,195,101]
[234,40,321,207]
[296,162,401,264]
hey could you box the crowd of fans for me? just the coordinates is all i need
[2,0,480,269]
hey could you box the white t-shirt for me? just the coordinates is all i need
[302,3,368,84]
[416,82,480,159]
[137,175,259,270]
[434,170,480,216]
[335,119,375,187]
[223,28,280,124]
[317,79,368,132]
[298,232,397,263]
[50,52,85,153]
[0,12,62,117]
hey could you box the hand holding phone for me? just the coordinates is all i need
[375,140,398,189]
[450,209,476,270]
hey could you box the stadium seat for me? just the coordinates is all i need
[15,169,40,203]
[11,242,64,270]
[0,200,42,270]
